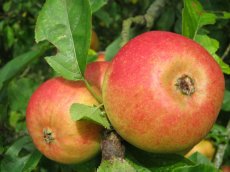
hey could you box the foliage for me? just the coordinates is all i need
[0,0,230,171]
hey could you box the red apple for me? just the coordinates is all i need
[26,77,102,164]
[102,31,225,153]
[85,61,110,99]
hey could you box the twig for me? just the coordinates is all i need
[120,0,168,47]
[214,120,230,168]
[84,79,103,103]
[222,43,230,60]
[101,130,125,161]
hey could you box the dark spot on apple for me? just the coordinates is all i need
[43,128,55,144]
[175,74,195,96]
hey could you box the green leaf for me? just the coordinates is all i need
[0,43,49,90]
[94,10,113,28]
[105,36,121,61]
[8,78,38,113]
[1,136,41,172]
[35,0,91,81]
[207,124,228,145]
[222,90,230,111]
[194,34,230,74]
[182,0,217,39]
[223,11,230,19]
[6,26,14,47]
[155,6,176,31]
[173,164,219,172]
[188,152,212,165]
[90,0,108,13]
[97,159,136,172]
[126,145,194,172]
[69,155,100,172]
[70,103,111,129]
[3,1,12,12]
[22,149,42,172]
[4,136,31,157]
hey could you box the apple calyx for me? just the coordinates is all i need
[175,74,195,96]
[43,128,55,144]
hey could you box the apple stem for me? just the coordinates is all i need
[101,130,125,161]
[84,79,103,103]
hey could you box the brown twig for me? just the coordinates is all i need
[120,0,169,47]
[101,130,125,161]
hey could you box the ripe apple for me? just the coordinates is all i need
[26,77,102,164]
[102,31,225,153]
[185,139,216,160]
[85,61,109,99]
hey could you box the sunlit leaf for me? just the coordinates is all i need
[195,34,230,74]
[97,159,136,172]
[70,103,111,129]
[35,0,91,80]
[182,0,217,39]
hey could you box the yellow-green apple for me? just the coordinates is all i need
[26,77,102,164]
[102,31,225,153]
[185,139,216,160]
[85,61,109,99]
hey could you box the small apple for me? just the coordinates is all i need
[97,52,105,62]
[90,30,100,51]
[185,139,216,160]
[102,31,225,153]
[222,166,230,172]
[85,61,109,99]
[26,77,102,164]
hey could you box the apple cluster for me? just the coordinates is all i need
[26,31,225,164]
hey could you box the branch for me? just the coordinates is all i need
[221,43,230,60]
[214,120,230,168]
[120,0,168,47]
[101,130,125,161]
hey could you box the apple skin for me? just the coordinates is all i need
[26,77,102,164]
[102,31,225,153]
[85,61,110,99]
[185,140,216,160]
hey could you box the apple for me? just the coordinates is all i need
[102,31,225,153]
[97,51,105,62]
[222,166,230,172]
[185,139,216,160]
[90,30,100,51]
[26,77,102,164]
[85,61,109,99]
